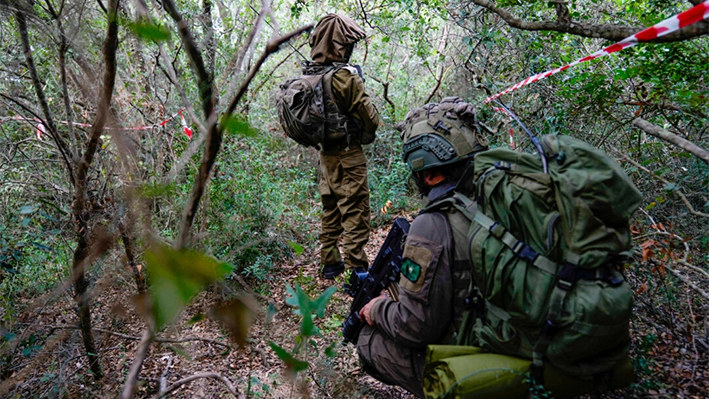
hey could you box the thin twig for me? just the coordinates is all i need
[177,23,314,248]
[121,329,152,399]
[612,147,709,218]
[49,326,231,348]
[158,354,173,394]
[152,372,245,399]
[666,265,709,301]
[679,261,709,279]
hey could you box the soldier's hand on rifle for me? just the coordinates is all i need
[359,292,388,326]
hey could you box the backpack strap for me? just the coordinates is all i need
[472,212,558,276]
[321,64,364,148]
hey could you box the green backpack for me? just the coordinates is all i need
[277,63,372,150]
[424,134,642,381]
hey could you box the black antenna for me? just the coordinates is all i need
[492,99,548,174]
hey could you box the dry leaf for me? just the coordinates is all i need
[642,247,654,262]
[636,283,648,294]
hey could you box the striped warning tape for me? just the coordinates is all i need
[484,0,709,103]
[0,108,191,140]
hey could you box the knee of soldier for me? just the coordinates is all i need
[356,324,375,361]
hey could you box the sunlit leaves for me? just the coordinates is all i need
[126,20,171,42]
[221,114,258,137]
[287,241,304,256]
[145,243,233,330]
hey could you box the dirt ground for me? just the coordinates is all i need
[1,218,707,399]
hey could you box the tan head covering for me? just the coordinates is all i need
[309,14,365,64]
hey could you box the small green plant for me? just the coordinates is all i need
[268,283,337,377]
[20,333,42,357]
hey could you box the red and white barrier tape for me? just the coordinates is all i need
[484,0,709,103]
[0,108,191,140]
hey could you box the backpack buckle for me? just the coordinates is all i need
[556,263,577,291]
[514,243,539,263]
[488,222,505,239]
[493,161,511,170]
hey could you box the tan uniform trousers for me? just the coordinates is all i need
[318,144,370,269]
[358,326,426,398]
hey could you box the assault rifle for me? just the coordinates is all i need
[342,218,410,344]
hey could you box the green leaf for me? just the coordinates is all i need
[284,284,301,314]
[645,202,657,210]
[312,286,336,319]
[22,218,31,227]
[127,21,171,42]
[19,205,36,215]
[268,342,309,372]
[287,241,304,256]
[662,183,678,191]
[221,115,258,137]
[145,243,234,330]
[31,242,52,252]
[266,303,277,324]
[324,342,336,358]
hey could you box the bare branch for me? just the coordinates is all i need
[161,0,220,249]
[49,325,231,348]
[121,329,152,399]
[469,0,709,42]
[132,0,206,135]
[45,0,81,158]
[69,0,121,380]
[632,117,709,164]
[178,23,314,248]
[611,146,709,218]
[369,75,395,114]
[14,4,75,182]
[667,264,709,300]
[153,372,245,399]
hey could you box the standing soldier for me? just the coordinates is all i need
[305,14,380,279]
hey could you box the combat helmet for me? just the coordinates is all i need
[400,97,489,172]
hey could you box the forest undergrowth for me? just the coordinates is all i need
[1,205,708,399]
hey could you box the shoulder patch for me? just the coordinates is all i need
[342,66,358,75]
[401,258,421,282]
[399,243,434,293]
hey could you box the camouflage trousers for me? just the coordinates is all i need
[318,145,371,269]
[357,325,426,398]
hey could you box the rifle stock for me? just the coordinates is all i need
[342,218,410,344]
